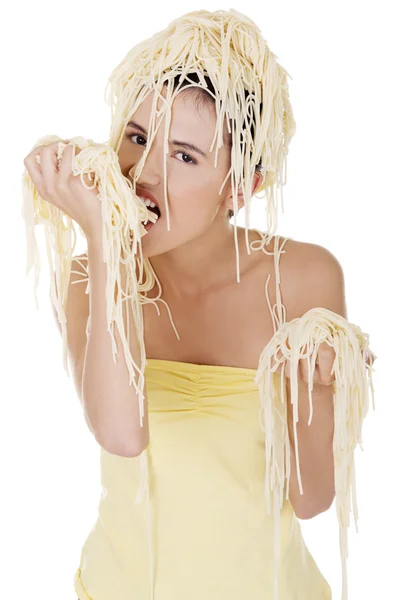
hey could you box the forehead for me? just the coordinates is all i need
[130,86,227,148]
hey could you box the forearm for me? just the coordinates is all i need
[83,235,149,457]
[287,378,335,519]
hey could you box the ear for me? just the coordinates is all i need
[226,169,265,213]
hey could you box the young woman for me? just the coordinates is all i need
[70,54,337,600]
[23,9,359,600]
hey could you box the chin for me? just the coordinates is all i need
[138,214,210,258]
[138,218,173,258]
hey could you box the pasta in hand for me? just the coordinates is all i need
[21,135,157,412]
[255,304,376,600]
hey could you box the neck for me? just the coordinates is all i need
[148,221,248,300]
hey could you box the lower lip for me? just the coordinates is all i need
[143,216,160,232]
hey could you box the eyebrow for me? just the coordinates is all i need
[126,121,208,159]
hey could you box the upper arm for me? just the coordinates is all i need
[50,252,89,405]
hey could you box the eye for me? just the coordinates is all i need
[175,151,197,165]
[127,133,146,147]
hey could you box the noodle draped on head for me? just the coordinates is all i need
[21,9,376,600]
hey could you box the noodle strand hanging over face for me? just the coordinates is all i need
[21,9,376,600]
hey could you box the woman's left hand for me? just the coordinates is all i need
[276,342,375,387]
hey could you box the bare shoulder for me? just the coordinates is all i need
[275,236,348,320]
[278,237,343,274]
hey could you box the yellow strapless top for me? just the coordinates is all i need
[74,358,332,600]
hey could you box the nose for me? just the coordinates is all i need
[129,136,164,190]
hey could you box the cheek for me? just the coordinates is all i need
[117,147,132,176]
[166,167,228,220]
[175,195,220,230]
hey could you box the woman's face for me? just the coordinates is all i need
[118,86,234,258]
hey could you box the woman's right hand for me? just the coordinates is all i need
[24,140,103,237]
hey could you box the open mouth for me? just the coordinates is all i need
[145,204,161,222]
[139,197,161,229]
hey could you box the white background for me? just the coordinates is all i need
[1,1,398,599]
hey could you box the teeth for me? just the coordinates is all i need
[139,196,157,209]
[138,195,160,228]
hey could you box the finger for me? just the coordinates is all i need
[273,347,287,375]
[364,350,376,367]
[58,143,75,180]
[24,145,46,194]
[293,342,331,385]
[273,346,296,380]
[65,143,95,189]
[315,343,335,385]
[298,354,311,384]
[24,141,64,201]
[40,144,63,199]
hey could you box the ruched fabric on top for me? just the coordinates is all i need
[73,357,332,600]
